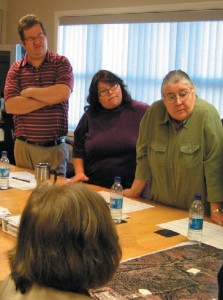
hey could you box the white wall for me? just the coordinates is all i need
[0,0,7,43]
[4,0,223,50]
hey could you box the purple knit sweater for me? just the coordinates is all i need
[73,100,149,188]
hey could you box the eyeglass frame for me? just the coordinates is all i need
[23,32,46,43]
[163,90,192,103]
[98,83,119,97]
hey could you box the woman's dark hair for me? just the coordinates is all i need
[85,69,133,112]
[18,14,46,42]
[8,183,122,295]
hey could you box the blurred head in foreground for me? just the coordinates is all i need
[8,183,122,296]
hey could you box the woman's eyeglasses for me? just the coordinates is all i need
[98,83,118,97]
[164,90,191,103]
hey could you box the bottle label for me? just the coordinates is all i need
[110,197,123,209]
[0,168,9,178]
[189,217,203,230]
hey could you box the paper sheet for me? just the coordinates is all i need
[9,172,37,190]
[98,191,154,214]
[158,218,223,249]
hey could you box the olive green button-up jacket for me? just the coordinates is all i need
[136,98,223,213]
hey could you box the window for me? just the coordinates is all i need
[57,9,223,130]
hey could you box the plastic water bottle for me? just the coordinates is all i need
[188,193,204,243]
[0,150,10,190]
[110,176,123,224]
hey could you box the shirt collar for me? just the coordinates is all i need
[20,50,50,68]
[161,108,188,128]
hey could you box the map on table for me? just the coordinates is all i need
[91,243,223,300]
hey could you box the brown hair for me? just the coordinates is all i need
[8,183,122,295]
[18,14,46,41]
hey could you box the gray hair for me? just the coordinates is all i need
[161,70,195,97]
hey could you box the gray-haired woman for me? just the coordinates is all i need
[124,69,223,226]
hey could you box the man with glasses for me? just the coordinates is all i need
[124,69,223,226]
[4,14,74,176]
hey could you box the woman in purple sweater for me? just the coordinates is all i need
[72,70,149,188]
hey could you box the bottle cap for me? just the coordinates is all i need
[1,151,7,157]
[194,193,201,200]
[114,176,121,182]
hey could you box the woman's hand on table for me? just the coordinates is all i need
[211,209,223,226]
[123,188,141,198]
[123,179,148,198]
[67,173,89,184]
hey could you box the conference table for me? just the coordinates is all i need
[1,165,220,299]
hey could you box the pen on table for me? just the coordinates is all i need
[11,177,31,183]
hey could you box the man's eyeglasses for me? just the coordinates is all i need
[98,83,118,97]
[164,90,191,103]
[24,32,45,43]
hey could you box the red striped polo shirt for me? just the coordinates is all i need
[4,50,74,142]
